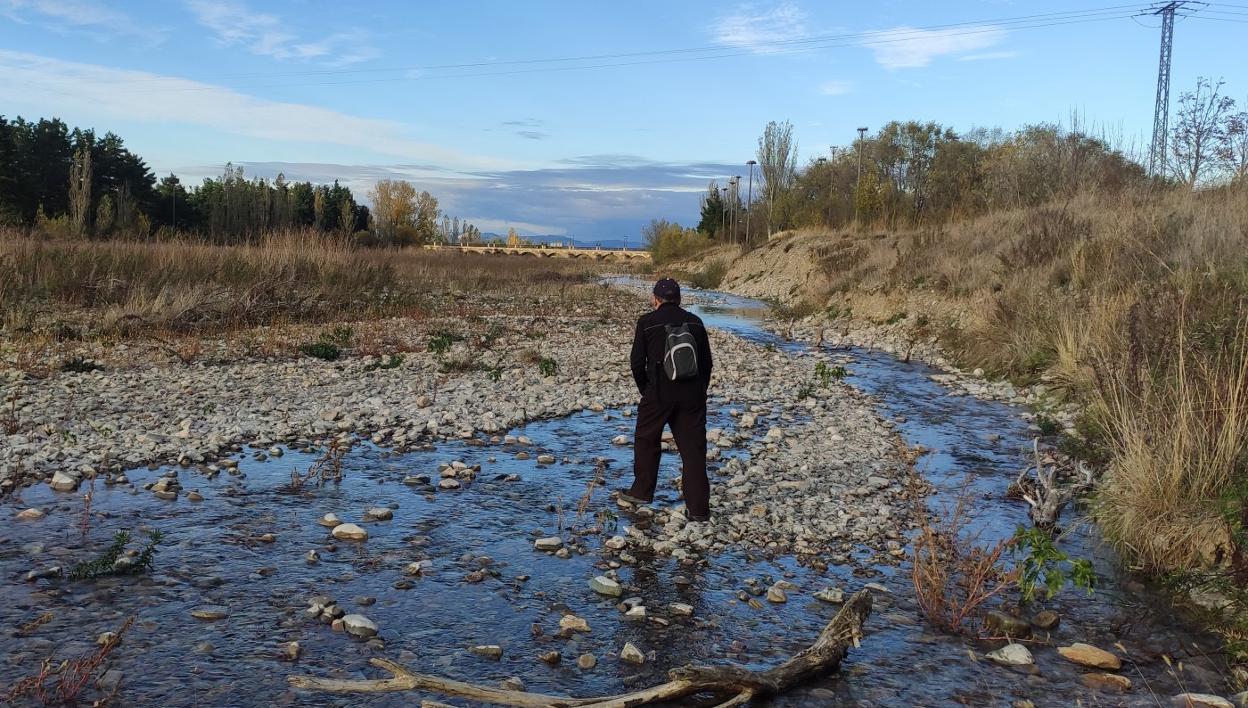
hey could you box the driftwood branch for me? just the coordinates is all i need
[1011,439,1094,528]
[288,589,873,706]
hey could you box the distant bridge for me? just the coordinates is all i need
[425,244,650,261]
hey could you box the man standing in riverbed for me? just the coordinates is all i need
[618,278,713,521]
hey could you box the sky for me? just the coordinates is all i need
[1,1,1246,242]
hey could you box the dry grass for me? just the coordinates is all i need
[794,182,1248,585]
[911,482,1019,635]
[0,229,618,344]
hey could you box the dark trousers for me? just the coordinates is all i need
[629,396,710,518]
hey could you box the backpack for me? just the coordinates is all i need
[663,323,700,382]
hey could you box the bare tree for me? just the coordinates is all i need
[757,120,798,239]
[1169,77,1236,186]
[1222,106,1248,181]
[68,143,92,237]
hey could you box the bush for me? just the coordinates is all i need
[538,357,557,377]
[298,341,341,361]
[643,219,713,264]
[688,260,728,290]
[60,356,104,373]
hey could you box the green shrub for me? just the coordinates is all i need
[362,353,404,371]
[1011,526,1095,602]
[538,357,557,377]
[298,341,341,361]
[688,260,728,290]
[67,530,163,581]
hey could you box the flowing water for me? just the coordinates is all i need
[0,284,1229,707]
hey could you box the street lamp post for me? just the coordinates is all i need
[719,186,728,240]
[855,127,868,222]
[745,160,756,244]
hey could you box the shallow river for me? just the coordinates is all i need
[0,284,1230,706]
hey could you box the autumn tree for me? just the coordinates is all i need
[368,179,417,246]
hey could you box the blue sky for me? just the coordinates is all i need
[2,1,1246,241]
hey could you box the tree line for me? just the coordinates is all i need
[0,115,484,246]
[677,75,1247,247]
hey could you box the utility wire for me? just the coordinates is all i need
[87,4,1143,88]
[91,10,1147,95]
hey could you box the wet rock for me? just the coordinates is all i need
[620,642,645,665]
[559,614,589,633]
[187,490,204,502]
[589,575,622,597]
[438,478,461,490]
[611,435,629,446]
[534,537,563,552]
[97,631,119,646]
[1030,610,1060,630]
[539,650,561,664]
[364,507,393,521]
[1057,643,1121,670]
[986,643,1034,666]
[404,560,432,576]
[536,454,556,464]
[98,669,123,692]
[304,550,319,564]
[318,513,341,528]
[283,641,302,661]
[767,585,788,603]
[470,645,503,660]
[577,653,597,670]
[670,603,694,616]
[624,606,647,621]
[1083,673,1131,691]
[984,610,1031,638]
[814,587,844,604]
[604,536,628,550]
[355,596,376,606]
[16,508,45,520]
[332,523,368,541]
[191,606,229,621]
[49,471,79,492]
[500,677,525,691]
[1170,694,1234,708]
[342,614,379,638]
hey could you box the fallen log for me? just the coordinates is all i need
[288,589,872,707]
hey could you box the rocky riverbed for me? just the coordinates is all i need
[0,280,1238,706]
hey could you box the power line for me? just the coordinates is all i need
[94,9,1148,95]
[80,3,1148,91]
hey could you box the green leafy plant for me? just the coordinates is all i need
[60,357,104,373]
[538,357,558,377]
[363,353,404,371]
[1011,525,1095,602]
[488,365,503,382]
[815,361,848,388]
[428,332,456,356]
[797,381,816,400]
[66,529,164,581]
[298,341,341,361]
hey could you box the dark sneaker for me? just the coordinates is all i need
[615,491,651,506]
[688,513,711,522]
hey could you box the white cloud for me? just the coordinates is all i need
[711,1,808,53]
[185,0,378,66]
[818,80,852,96]
[0,50,512,171]
[1,0,148,37]
[865,25,1007,69]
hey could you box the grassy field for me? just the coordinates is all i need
[0,229,614,338]
[0,229,628,374]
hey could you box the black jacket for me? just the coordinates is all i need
[630,302,713,403]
